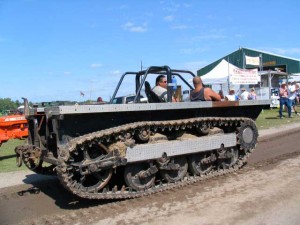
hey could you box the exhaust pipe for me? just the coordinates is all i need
[22,97,29,118]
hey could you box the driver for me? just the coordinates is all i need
[152,75,177,102]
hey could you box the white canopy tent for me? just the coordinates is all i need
[200,59,262,98]
[200,59,241,96]
[200,59,238,85]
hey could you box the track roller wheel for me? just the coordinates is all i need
[195,123,210,135]
[124,162,156,191]
[217,147,239,169]
[134,128,150,143]
[160,156,188,182]
[188,152,215,176]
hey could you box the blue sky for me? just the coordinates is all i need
[1,0,300,102]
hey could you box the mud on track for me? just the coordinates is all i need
[1,127,300,225]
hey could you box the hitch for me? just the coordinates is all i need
[14,144,42,171]
[16,147,23,167]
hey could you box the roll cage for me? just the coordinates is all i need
[110,65,196,103]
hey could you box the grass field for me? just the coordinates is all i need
[1,107,300,173]
[0,139,26,173]
[256,106,300,129]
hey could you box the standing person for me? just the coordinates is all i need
[279,83,292,119]
[287,81,292,90]
[288,81,300,115]
[225,88,239,101]
[296,83,300,105]
[248,88,257,100]
[190,76,221,101]
[152,75,177,102]
[240,88,250,100]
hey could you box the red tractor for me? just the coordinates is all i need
[0,112,28,147]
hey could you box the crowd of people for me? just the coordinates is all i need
[152,75,300,120]
[189,77,259,102]
[152,75,258,103]
[223,87,257,101]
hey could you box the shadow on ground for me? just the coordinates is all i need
[0,154,15,161]
[19,173,121,209]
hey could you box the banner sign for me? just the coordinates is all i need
[230,68,260,84]
[245,55,260,66]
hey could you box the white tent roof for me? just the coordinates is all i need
[201,59,238,85]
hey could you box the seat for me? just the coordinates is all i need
[145,81,162,103]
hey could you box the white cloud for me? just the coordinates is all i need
[64,72,71,75]
[123,22,133,28]
[160,1,180,13]
[130,26,147,32]
[164,15,174,22]
[90,63,102,68]
[110,70,121,75]
[123,22,147,32]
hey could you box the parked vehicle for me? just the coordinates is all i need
[0,112,28,147]
[112,95,147,104]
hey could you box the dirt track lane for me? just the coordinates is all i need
[0,126,300,225]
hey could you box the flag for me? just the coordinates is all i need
[245,55,260,66]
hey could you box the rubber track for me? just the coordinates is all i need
[56,117,258,200]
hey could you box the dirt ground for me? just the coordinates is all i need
[0,125,300,225]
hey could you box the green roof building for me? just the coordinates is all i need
[197,47,300,76]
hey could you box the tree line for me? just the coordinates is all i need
[0,98,32,116]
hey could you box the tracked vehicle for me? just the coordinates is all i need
[15,66,269,199]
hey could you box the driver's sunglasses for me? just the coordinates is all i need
[161,80,167,83]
